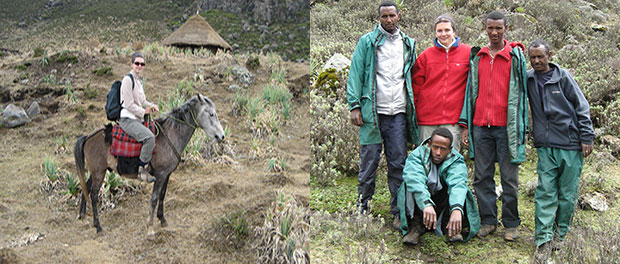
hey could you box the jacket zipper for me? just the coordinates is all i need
[487,56,494,128]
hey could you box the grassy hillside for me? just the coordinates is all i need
[310,0,620,263]
[0,0,309,61]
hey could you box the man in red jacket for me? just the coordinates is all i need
[412,14,471,150]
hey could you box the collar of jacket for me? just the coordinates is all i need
[477,39,511,61]
[434,36,461,49]
[420,136,459,173]
[370,24,407,47]
[527,62,561,83]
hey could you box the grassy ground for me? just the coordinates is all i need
[311,146,620,263]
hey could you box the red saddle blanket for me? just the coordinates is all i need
[110,121,156,157]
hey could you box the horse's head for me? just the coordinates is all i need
[193,94,225,142]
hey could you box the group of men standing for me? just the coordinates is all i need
[345,1,594,262]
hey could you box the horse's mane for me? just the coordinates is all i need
[156,96,199,130]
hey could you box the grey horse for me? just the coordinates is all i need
[74,94,225,233]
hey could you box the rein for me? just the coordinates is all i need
[151,109,200,165]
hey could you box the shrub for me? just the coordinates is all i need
[310,89,360,186]
[33,47,44,57]
[556,220,620,263]
[62,172,80,197]
[15,64,28,71]
[54,135,67,154]
[246,55,260,70]
[65,82,77,103]
[262,84,293,120]
[56,50,78,64]
[104,171,123,194]
[92,66,113,76]
[84,83,98,99]
[43,74,56,85]
[255,192,310,264]
[38,50,49,67]
[43,157,58,182]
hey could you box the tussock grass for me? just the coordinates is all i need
[255,191,310,264]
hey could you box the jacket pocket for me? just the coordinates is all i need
[360,95,373,124]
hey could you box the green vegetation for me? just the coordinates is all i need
[218,210,250,240]
[62,172,80,197]
[56,50,78,64]
[33,47,44,57]
[105,171,122,194]
[38,50,49,67]
[255,192,310,263]
[43,74,56,85]
[92,66,113,76]
[43,157,58,182]
[84,83,97,99]
[15,64,28,71]
[65,82,77,103]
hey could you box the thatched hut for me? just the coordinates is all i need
[162,14,232,53]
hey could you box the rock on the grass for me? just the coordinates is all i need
[526,177,538,197]
[231,66,254,87]
[27,102,40,118]
[581,192,608,212]
[496,184,503,200]
[601,135,620,157]
[1,104,31,128]
[228,84,242,92]
[322,53,351,72]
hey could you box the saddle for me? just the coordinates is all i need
[109,120,156,158]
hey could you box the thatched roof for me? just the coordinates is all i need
[162,15,232,50]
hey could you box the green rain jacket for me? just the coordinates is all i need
[459,44,529,164]
[346,25,418,145]
[397,137,480,241]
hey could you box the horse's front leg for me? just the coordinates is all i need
[146,175,165,239]
[157,174,171,227]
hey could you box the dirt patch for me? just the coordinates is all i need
[0,247,19,264]
[264,172,294,186]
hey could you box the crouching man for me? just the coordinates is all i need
[397,128,480,244]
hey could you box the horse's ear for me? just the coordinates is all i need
[197,94,204,103]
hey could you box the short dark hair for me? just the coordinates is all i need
[486,11,507,26]
[434,14,456,32]
[378,1,398,15]
[131,51,144,63]
[528,39,550,55]
[431,127,453,147]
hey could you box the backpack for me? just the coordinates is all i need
[105,74,134,121]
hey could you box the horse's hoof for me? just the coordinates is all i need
[160,222,168,228]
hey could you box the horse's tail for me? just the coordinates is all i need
[74,134,92,206]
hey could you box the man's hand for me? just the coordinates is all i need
[350,108,363,127]
[447,210,462,237]
[152,105,159,112]
[423,206,437,230]
[461,128,469,147]
[582,143,593,158]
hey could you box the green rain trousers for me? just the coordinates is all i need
[534,147,583,246]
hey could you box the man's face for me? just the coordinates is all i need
[435,22,455,47]
[379,6,400,33]
[529,46,551,73]
[430,135,451,165]
[485,19,506,46]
